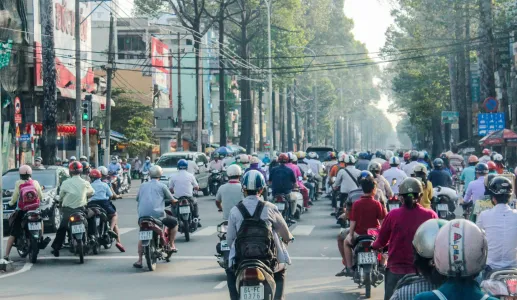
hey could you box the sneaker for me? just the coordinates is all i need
[335,268,352,277]
[330,212,336,216]
[3,256,10,262]
[51,249,60,257]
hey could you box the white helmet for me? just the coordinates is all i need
[250,156,261,164]
[337,151,345,159]
[338,153,347,162]
[368,162,382,173]
[412,219,449,259]
[291,154,298,162]
[149,165,163,178]
[418,151,425,159]
[493,153,503,162]
[344,155,356,165]
[98,166,109,176]
[226,164,242,177]
[434,219,487,277]
[241,170,266,191]
[308,152,317,159]
[389,156,400,166]
[239,154,250,164]
[385,150,394,160]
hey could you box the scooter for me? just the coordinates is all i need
[118,170,130,194]
[432,186,457,220]
[173,196,198,242]
[352,229,385,299]
[387,195,401,212]
[215,221,230,269]
[292,187,305,220]
[141,171,150,183]
[209,169,224,196]
[236,260,276,300]
[273,193,293,226]
[138,211,175,271]
[87,203,117,253]
[481,269,517,298]
[14,210,50,263]
[67,209,90,264]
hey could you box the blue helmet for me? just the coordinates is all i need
[241,170,266,191]
[178,159,188,170]
[358,152,369,160]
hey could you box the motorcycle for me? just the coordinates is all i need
[209,169,224,196]
[138,212,175,271]
[141,171,150,183]
[292,185,305,220]
[68,209,90,264]
[273,193,293,226]
[351,229,385,299]
[173,196,198,242]
[432,186,457,220]
[14,210,49,263]
[236,260,276,300]
[118,170,130,194]
[481,269,517,299]
[306,169,318,201]
[215,221,230,269]
[87,203,117,253]
[387,195,401,212]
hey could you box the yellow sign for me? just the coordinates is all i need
[15,125,20,137]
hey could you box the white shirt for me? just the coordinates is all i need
[477,204,517,269]
[186,160,199,174]
[222,157,235,167]
[382,167,407,194]
[403,161,421,177]
[307,159,323,175]
[479,155,491,164]
[209,160,224,171]
[333,166,361,194]
[168,170,199,197]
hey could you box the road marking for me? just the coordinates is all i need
[36,255,342,261]
[291,225,315,236]
[214,281,227,289]
[2,227,135,242]
[0,262,32,279]
[192,226,217,236]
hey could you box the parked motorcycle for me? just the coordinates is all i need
[173,196,198,242]
[14,210,49,263]
[215,221,230,269]
[481,269,517,299]
[209,169,224,196]
[432,186,457,220]
[68,209,90,264]
[138,212,175,271]
[236,260,276,300]
[351,229,385,298]
[87,202,117,253]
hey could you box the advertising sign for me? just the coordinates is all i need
[441,111,459,124]
[151,37,169,94]
[478,113,505,136]
[33,0,94,91]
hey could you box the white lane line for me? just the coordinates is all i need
[192,226,217,236]
[118,227,136,235]
[291,225,315,236]
[36,255,342,261]
[214,281,227,289]
[0,262,33,279]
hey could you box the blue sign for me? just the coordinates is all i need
[19,134,30,142]
[478,113,505,136]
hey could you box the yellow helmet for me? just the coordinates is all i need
[296,151,306,159]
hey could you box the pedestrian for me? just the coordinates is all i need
[133,157,141,179]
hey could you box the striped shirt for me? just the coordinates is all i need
[390,274,436,300]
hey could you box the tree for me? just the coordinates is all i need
[110,92,153,137]
[133,0,167,17]
[125,117,153,142]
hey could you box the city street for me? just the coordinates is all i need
[0,181,384,299]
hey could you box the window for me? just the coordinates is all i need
[186,39,192,46]
[117,35,146,52]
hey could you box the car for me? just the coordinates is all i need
[155,152,210,196]
[2,166,70,233]
[305,146,337,162]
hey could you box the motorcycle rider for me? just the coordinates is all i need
[476,176,517,272]
[428,158,453,188]
[382,156,407,194]
[168,159,201,227]
[403,150,421,176]
[215,165,244,220]
[33,156,45,169]
[448,147,465,173]
[329,153,347,212]
[99,166,121,199]
[381,150,394,173]
[79,155,87,163]
[402,152,410,166]
[332,155,361,215]
[368,162,393,199]
[306,152,324,192]
[390,219,448,300]
[414,164,434,209]
[487,161,498,174]
[108,156,122,194]
[185,154,200,175]
[460,155,479,191]
[140,156,152,183]
[3,165,47,261]
[285,153,310,208]
[479,148,492,164]
[81,162,91,182]
[226,170,293,300]
[417,151,430,169]
[324,152,338,193]
[88,169,125,252]
[134,165,179,268]
[222,152,235,167]
[245,156,267,179]
[209,153,224,172]
[469,174,496,223]
[372,177,438,300]
[414,220,496,300]
[121,158,131,187]
[356,152,370,171]
[492,153,505,174]
[132,157,142,179]
[337,171,387,277]
[69,156,77,164]
[55,157,63,166]
[464,163,489,206]
[50,162,95,257]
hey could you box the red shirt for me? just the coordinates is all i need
[349,195,387,235]
[372,204,437,274]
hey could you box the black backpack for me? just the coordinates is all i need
[234,201,277,269]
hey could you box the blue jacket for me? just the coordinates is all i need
[428,169,453,188]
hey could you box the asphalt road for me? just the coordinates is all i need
[1,181,384,300]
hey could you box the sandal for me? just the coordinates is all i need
[116,242,126,253]
[133,262,143,269]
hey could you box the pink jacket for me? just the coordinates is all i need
[285,163,305,189]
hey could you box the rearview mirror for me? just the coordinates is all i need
[197,162,204,167]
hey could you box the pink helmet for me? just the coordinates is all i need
[19,165,33,175]
[434,219,487,277]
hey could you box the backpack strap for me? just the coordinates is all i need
[252,201,266,221]
[344,169,360,188]
[432,290,448,300]
[236,201,252,219]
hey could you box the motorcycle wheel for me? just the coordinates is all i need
[184,221,190,242]
[92,239,100,255]
[202,187,210,196]
[364,270,372,298]
[144,238,157,271]
[29,236,39,263]
[76,239,85,264]
[17,236,29,258]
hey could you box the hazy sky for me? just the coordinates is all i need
[343,0,400,129]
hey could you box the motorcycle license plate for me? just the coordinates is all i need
[95,217,100,227]
[276,203,285,211]
[71,224,85,234]
[179,206,191,214]
[28,222,41,230]
[437,204,448,211]
[240,285,264,300]
[357,252,377,265]
[139,231,153,240]
[221,240,230,251]
[389,204,399,211]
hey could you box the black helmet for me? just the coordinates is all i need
[475,163,489,174]
[81,162,90,174]
[488,176,513,195]
[433,158,444,169]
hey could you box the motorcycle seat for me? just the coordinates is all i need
[355,235,376,244]
[138,216,163,227]
[237,259,274,275]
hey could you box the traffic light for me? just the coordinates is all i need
[82,95,92,121]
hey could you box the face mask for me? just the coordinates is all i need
[146,160,150,163]
[111,160,117,164]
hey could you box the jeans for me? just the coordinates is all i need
[304,182,315,201]
[51,206,94,251]
[384,269,405,300]
[226,268,286,300]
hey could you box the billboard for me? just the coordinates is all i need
[33,0,94,91]
[151,37,169,94]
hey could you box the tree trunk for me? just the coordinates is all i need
[294,80,300,150]
[238,23,252,152]
[448,53,458,145]
[287,85,293,151]
[478,0,495,102]
[218,12,226,146]
[280,87,285,151]
[465,0,473,141]
[41,0,57,164]
[432,115,445,157]
[455,0,467,142]
[272,90,276,149]
[258,88,263,151]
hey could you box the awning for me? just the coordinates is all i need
[57,87,115,106]
[110,130,127,142]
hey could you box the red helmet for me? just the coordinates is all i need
[277,153,289,163]
[482,148,490,155]
[89,169,102,179]
[403,152,410,160]
[487,161,497,171]
[468,155,479,164]
[69,161,83,174]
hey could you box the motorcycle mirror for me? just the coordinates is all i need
[197,162,204,167]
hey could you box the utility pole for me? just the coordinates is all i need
[280,88,285,151]
[272,91,276,150]
[313,86,318,145]
[265,0,273,157]
[104,13,114,166]
[177,32,184,151]
[75,0,82,156]
[287,84,293,150]
[169,49,173,108]
[197,41,203,152]
[259,88,263,151]
[218,7,227,147]
[294,79,300,151]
